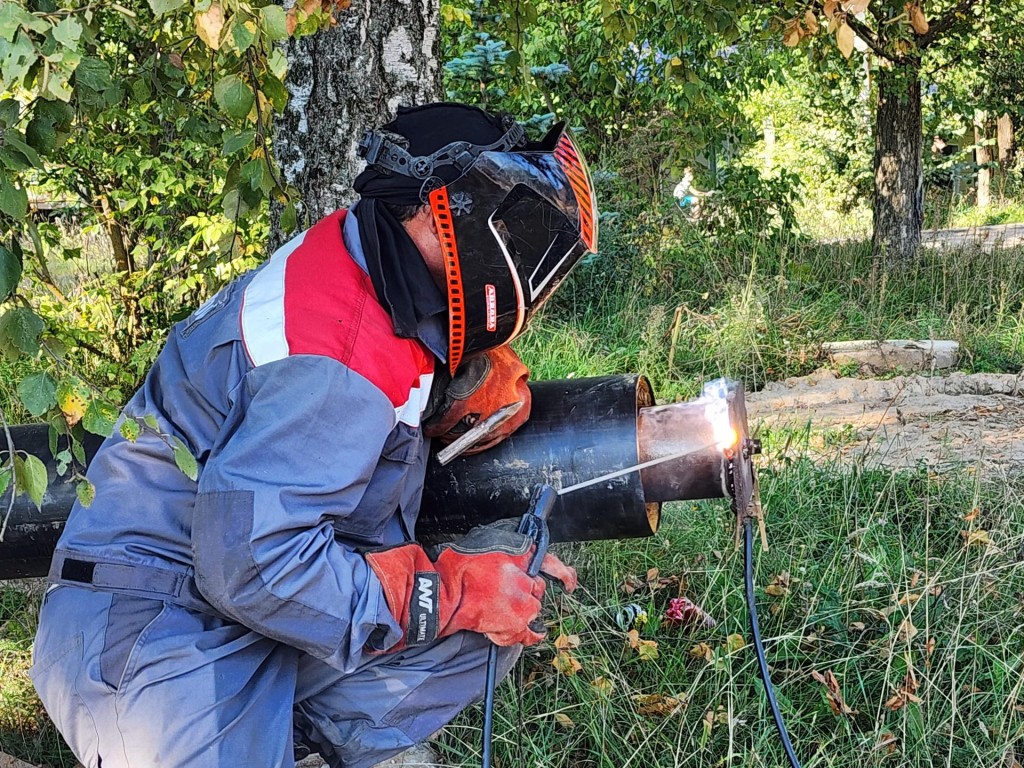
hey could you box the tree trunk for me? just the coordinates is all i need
[975,109,991,208]
[997,113,1015,166]
[270,0,442,248]
[872,63,923,263]
[996,112,1015,198]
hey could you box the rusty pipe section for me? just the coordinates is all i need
[0,375,755,578]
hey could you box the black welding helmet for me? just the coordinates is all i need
[356,104,598,373]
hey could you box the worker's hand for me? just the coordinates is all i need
[365,521,576,651]
[423,346,531,454]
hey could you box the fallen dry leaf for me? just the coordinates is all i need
[634,693,685,717]
[554,633,581,651]
[884,669,922,711]
[553,712,575,729]
[897,618,919,644]
[961,529,992,547]
[591,676,615,696]
[626,629,659,661]
[849,621,866,632]
[690,642,714,663]
[724,634,745,653]
[963,507,980,522]
[875,731,899,754]
[811,669,858,716]
[552,651,582,676]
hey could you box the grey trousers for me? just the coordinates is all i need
[31,585,519,768]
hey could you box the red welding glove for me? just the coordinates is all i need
[423,345,531,455]
[365,520,577,651]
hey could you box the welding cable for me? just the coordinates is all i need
[744,517,803,768]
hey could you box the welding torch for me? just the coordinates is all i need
[481,482,556,768]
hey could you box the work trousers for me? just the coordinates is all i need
[31,585,519,768]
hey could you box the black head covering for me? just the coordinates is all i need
[352,104,514,345]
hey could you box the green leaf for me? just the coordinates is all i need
[148,0,187,16]
[76,478,95,507]
[0,467,11,499]
[171,436,198,481]
[0,307,45,356]
[0,4,47,41]
[260,5,289,41]
[14,453,48,509]
[268,49,287,81]
[0,99,19,127]
[18,372,57,417]
[261,73,288,111]
[71,438,85,465]
[0,242,21,299]
[0,32,38,89]
[222,187,250,219]
[119,418,141,442]
[5,128,42,167]
[52,17,83,48]
[0,173,28,219]
[214,75,254,120]
[83,399,118,437]
[143,413,160,431]
[280,200,297,233]
[222,129,255,156]
[231,18,256,52]
[74,56,112,93]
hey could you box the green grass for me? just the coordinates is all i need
[515,219,1024,400]
[927,197,1024,230]
[439,454,1024,768]
[0,585,76,766]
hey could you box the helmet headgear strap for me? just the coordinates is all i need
[357,117,527,202]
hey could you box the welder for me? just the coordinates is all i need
[30,102,598,768]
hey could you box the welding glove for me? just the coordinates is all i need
[365,520,576,651]
[423,345,531,454]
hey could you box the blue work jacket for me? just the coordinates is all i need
[51,207,442,671]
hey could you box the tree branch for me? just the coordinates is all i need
[918,0,979,49]
[841,8,897,62]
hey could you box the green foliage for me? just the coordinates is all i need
[0,0,341,494]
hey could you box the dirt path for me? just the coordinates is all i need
[746,369,1024,479]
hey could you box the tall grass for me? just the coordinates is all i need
[439,452,1024,768]
[517,219,1024,401]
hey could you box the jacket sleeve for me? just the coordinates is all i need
[191,353,406,671]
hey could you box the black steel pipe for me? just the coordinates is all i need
[1,375,753,579]
[0,426,102,578]
[419,374,659,544]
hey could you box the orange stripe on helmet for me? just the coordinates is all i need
[554,134,598,253]
[429,187,467,375]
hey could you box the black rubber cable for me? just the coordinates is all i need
[744,517,803,768]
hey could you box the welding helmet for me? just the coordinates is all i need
[356,104,598,373]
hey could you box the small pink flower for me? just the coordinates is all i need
[664,597,717,629]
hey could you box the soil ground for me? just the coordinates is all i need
[746,369,1024,479]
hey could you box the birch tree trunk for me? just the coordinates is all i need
[872,64,923,263]
[270,0,442,248]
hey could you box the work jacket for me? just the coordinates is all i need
[50,208,439,672]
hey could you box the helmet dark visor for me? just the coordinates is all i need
[430,126,597,372]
